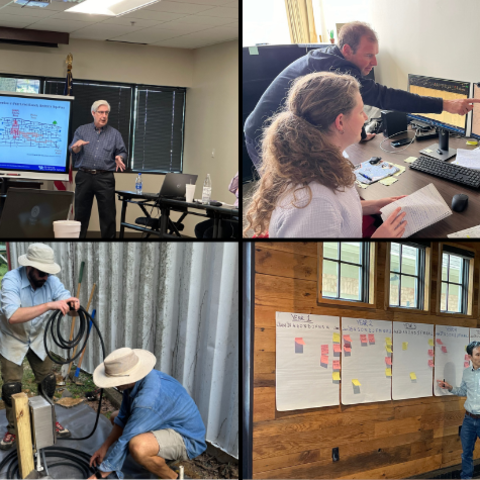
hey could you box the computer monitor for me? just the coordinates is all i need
[471,83,480,140]
[407,74,470,161]
[0,91,74,181]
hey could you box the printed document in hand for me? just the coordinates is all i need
[448,224,480,238]
[452,148,480,170]
[380,183,452,237]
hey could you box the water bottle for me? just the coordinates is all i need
[202,174,212,204]
[135,173,143,195]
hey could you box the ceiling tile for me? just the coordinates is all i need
[196,6,237,17]
[50,11,110,23]
[25,17,92,32]
[175,14,234,25]
[100,16,159,28]
[168,0,235,5]
[155,19,213,34]
[0,4,57,17]
[143,1,215,14]
[109,27,177,43]
[0,14,36,27]
[120,9,186,22]
[71,22,144,40]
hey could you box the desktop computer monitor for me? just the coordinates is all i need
[407,74,470,160]
[470,83,480,140]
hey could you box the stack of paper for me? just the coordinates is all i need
[380,183,452,237]
[452,148,480,170]
[448,224,480,238]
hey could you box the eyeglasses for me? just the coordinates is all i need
[96,111,110,115]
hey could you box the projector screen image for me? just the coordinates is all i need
[0,94,71,173]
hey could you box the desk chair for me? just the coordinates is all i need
[134,202,188,238]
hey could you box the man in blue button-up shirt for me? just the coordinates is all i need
[438,341,480,479]
[69,100,127,239]
[0,243,80,451]
[88,348,206,479]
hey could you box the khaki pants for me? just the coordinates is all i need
[0,350,53,433]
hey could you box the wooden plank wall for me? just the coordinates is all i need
[253,241,480,479]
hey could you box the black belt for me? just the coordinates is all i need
[465,411,480,419]
[79,168,111,174]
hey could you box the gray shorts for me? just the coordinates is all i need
[151,428,189,461]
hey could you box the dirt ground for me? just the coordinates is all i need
[0,359,238,479]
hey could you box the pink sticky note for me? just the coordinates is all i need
[428,359,434,367]
[344,345,351,353]
[428,349,434,357]
[344,335,352,343]
[441,345,447,353]
[332,360,341,370]
[436,339,443,345]
[295,337,306,345]
[321,345,329,355]
[385,357,392,365]
[321,355,328,364]
[368,334,375,343]
[360,334,367,343]
[465,354,470,361]
[465,361,470,368]
[333,344,341,353]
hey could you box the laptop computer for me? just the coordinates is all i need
[0,188,74,238]
[158,173,198,198]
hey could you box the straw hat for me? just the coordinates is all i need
[93,348,157,388]
[18,243,61,275]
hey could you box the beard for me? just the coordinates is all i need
[27,270,46,289]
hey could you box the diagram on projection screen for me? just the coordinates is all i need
[276,312,340,411]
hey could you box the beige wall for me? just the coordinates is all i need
[0,37,238,237]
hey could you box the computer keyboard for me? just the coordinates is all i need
[410,156,480,188]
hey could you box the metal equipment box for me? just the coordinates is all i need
[28,396,56,451]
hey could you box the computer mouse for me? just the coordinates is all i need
[452,193,469,212]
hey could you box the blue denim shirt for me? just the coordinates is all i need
[0,267,71,366]
[450,366,480,414]
[99,370,206,478]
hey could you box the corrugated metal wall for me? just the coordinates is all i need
[8,242,238,459]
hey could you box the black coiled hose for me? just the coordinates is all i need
[0,305,107,478]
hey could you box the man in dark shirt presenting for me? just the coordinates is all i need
[69,100,127,239]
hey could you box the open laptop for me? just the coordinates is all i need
[158,173,198,198]
[0,188,74,238]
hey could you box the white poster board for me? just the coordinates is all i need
[470,328,480,342]
[434,325,469,396]
[392,321,434,400]
[276,312,340,411]
[341,318,392,405]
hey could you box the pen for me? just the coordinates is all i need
[359,172,372,181]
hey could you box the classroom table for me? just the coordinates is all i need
[116,190,239,239]
[345,128,480,237]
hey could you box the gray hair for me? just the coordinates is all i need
[338,21,378,54]
[91,100,111,113]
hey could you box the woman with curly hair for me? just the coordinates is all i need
[244,71,407,238]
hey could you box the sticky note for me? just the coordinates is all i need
[402,342,408,351]
[466,354,470,361]
[352,379,361,386]
[392,164,406,176]
[332,360,340,370]
[428,359,434,367]
[404,156,417,164]
[386,346,392,353]
[441,346,447,353]
[248,46,259,55]
[321,355,328,364]
[321,345,329,355]
[343,335,352,343]
[332,372,341,381]
[333,344,341,353]
[410,372,417,380]
[295,337,306,345]
[436,339,443,345]
[368,334,375,343]
[385,368,392,377]
[333,332,340,343]
[467,140,478,146]
[424,148,432,153]
[356,181,369,189]
[465,361,470,368]
[379,177,398,186]
[428,339,434,346]
[385,357,392,365]
[344,345,351,353]
[428,349,434,357]
[360,334,367,343]
[386,337,392,346]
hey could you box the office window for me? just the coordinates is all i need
[131,86,185,173]
[440,247,473,314]
[0,76,40,93]
[389,243,426,309]
[322,242,370,302]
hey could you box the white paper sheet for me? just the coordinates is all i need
[452,148,480,169]
[380,183,452,238]
[392,321,434,400]
[470,328,480,342]
[341,318,392,405]
[276,312,340,411]
[448,224,480,238]
[434,325,470,396]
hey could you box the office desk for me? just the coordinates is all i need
[116,190,239,239]
[345,131,479,237]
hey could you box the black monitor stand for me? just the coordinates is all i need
[419,128,456,161]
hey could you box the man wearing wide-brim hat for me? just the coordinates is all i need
[0,243,80,450]
[88,348,207,479]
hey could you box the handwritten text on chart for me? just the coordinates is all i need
[393,328,432,336]
[276,321,337,330]
[342,326,392,334]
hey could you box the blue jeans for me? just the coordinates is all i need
[460,414,480,479]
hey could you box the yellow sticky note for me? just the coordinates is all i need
[404,156,418,164]
[386,337,392,346]
[352,379,361,386]
[467,140,478,146]
[402,342,408,351]
[332,372,341,381]
[333,332,340,343]
[386,346,392,353]
[356,181,369,189]
[410,372,417,380]
[424,148,432,153]
[379,177,398,186]
[385,368,392,377]
[392,164,406,176]
[428,338,434,347]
